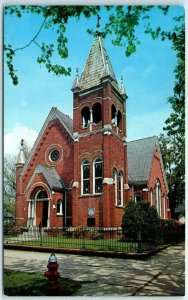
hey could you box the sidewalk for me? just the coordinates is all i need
[4,241,185,296]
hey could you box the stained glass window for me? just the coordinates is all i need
[118,171,123,206]
[94,158,103,194]
[82,160,90,194]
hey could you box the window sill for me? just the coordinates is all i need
[116,205,125,209]
[56,213,63,216]
[79,193,103,198]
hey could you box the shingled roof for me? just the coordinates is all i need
[20,107,74,176]
[127,136,158,185]
[72,34,120,92]
[35,165,65,191]
[56,108,73,136]
[25,164,65,192]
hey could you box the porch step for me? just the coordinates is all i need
[22,227,48,237]
[4,227,47,244]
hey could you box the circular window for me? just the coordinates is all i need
[49,149,60,162]
[45,144,63,166]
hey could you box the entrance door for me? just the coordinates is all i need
[42,201,48,227]
[36,201,48,227]
[36,202,42,226]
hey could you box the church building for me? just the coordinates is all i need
[15,33,170,229]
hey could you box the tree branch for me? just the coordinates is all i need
[13,17,46,52]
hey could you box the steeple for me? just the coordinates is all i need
[71,68,81,92]
[119,76,128,99]
[16,139,26,166]
[74,34,120,93]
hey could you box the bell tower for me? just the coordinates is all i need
[71,32,128,228]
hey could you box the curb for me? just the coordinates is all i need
[4,243,173,260]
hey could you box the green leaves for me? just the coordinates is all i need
[36,40,71,76]
[105,6,143,57]
[159,26,185,215]
[122,200,160,241]
[4,5,185,85]
[4,45,18,85]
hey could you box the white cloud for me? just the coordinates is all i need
[4,126,38,155]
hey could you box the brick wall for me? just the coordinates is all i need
[15,119,74,226]
[128,146,170,220]
[72,80,128,227]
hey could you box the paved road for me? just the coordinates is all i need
[4,241,185,296]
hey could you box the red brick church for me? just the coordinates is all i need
[15,33,170,228]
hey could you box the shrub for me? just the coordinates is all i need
[4,221,13,235]
[121,200,160,242]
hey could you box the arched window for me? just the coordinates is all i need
[163,194,166,219]
[81,107,90,128]
[93,103,102,124]
[117,111,122,130]
[156,179,161,217]
[118,171,124,206]
[81,159,90,194]
[57,199,63,215]
[111,105,117,125]
[35,189,48,199]
[150,188,153,206]
[135,192,141,202]
[113,168,118,206]
[93,157,103,194]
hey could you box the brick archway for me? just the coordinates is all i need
[27,186,50,228]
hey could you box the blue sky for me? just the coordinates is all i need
[4,5,184,155]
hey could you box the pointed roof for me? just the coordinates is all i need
[35,165,65,191]
[127,136,158,184]
[127,136,169,192]
[16,139,26,165]
[20,107,73,176]
[71,68,81,92]
[75,35,119,92]
[119,76,127,98]
[55,108,73,135]
[25,164,65,192]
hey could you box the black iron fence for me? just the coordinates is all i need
[4,224,185,254]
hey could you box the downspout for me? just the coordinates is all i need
[64,190,67,227]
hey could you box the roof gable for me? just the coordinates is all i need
[127,136,158,184]
[55,108,73,136]
[25,164,65,193]
[20,107,73,176]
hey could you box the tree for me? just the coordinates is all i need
[4,154,17,216]
[159,19,185,218]
[5,5,180,85]
[121,200,160,241]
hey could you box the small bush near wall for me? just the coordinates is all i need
[121,200,160,242]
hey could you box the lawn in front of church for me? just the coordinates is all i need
[6,236,149,253]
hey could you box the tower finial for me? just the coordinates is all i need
[71,67,81,92]
[76,67,79,77]
[96,14,101,30]
[119,75,127,98]
[16,139,26,166]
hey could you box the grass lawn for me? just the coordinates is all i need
[11,236,145,252]
[4,269,81,296]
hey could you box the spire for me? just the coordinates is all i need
[119,76,128,99]
[16,139,26,166]
[77,34,119,92]
[96,14,101,35]
[71,68,81,92]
